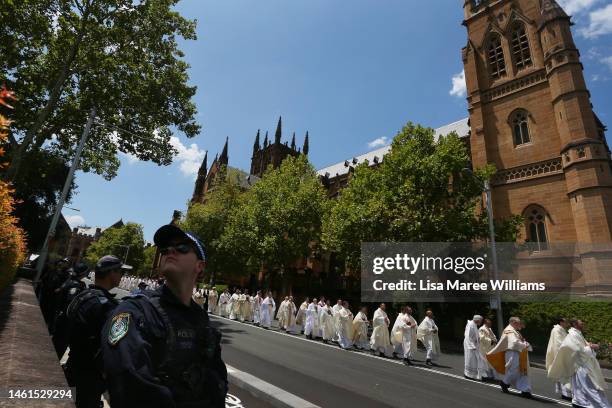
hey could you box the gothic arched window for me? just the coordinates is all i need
[487,34,507,79]
[511,23,532,70]
[525,206,548,251]
[510,109,531,146]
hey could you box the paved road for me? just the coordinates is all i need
[212,315,611,408]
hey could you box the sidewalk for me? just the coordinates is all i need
[0,279,73,407]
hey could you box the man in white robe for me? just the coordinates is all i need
[337,301,354,349]
[319,300,335,343]
[276,297,289,330]
[252,290,262,325]
[229,290,240,320]
[417,309,441,366]
[352,306,369,350]
[370,303,393,357]
[548,319,611,408]
[237,290,248,322]
[464,315,488,380]
[241,290,252,322]
[285,296,298,333]
[479,318,497,380]
[546,318,572,400]
[486,317,533,398]
[392,306,417,364]
[304,299,320,339]
[217,290,230,317]
[207,287,218,314]
[260,292,275,329]
[331,300,343,343]
[295,298,309,332]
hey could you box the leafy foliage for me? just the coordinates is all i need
[1,0,199,181]
[321,122,521,271]
[85,222,145,271]
[0,85,27,290]
[220,156,329,278]
[138,244,157,277]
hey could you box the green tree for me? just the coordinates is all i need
[138,244,157,277]
[322,122,520,271]
[85,222,145,272]
[0,0,199,181]
[181,166,246,283]
[220,155,329,280]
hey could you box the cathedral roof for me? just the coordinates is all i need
[539,0,569,26]
[317,118,470,178]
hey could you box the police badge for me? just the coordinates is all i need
[108,312,130,345]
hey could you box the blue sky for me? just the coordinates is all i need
[65,0,612,242]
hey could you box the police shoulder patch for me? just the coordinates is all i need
[108,312,131,345]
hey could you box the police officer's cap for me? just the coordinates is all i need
[72,262,89,277]
[153,224,206,261]
[96,255,133,273]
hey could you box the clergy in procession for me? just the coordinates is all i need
[336,301,354,349]
[392,306,418,365]
[193,288,205,307]
[276,297,289,330]
[486,316,533,398]
[332,299,343,343]
[285,296,298,334]
[207,286,218,314]
[479,318,498,380]
[228,289,240,320]
[464,315,488,380]
[252,290,263,325]
[295,297,309,332]
[352,306,370,350]
[319,300,335,343]
[370,303,393,357]
[260,292,276,329]
[548,319,611,408]
[417,309,441,366]
[546,317,572,401]
[237,290,248,322]
[304,299,320,339]
[217,289,230,317]
[318,297,326,308]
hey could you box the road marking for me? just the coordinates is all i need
[227,364,321,408]
[213,315,572,407]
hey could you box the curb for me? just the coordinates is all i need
[530,362,612,383]
[226,364,320,408]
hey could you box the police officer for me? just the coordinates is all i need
[40,258,71,327]
[66,255,131,408]
[101,224,228,407]
[52,262,89,358]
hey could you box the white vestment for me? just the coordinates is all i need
[479,325,497,378]
[295,302,308,329]
[331,304,342,342]
[546,324,572,398]
[304,303,320,337]
[276,300,288,329]
[417,316,441,361]
[319,306,335,341]
[336,307,353,349]
[207,290,218,314]
[352,311,369,349]
[487,325,532,392]
[260,296,275,328]
[229,293,239,320]
[464,320,488,380]
[285,301,298,333]
[391,314,417,359]
[548,328,610,408]
[252,295,262,324]
[217,293,230,317]
[370,308,393,356]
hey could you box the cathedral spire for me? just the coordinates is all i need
[303,131,309,155]
[274,116,282,145]
[540,0,569,25]
[198,150,208,176]
[253,129,261,154]
[220,137,228,164]
[290,132,296,150]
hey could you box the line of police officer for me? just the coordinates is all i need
[39,224,228,408]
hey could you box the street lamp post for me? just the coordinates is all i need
[34,107,97,285]
[484,179,504,336]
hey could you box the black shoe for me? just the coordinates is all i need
[561,395,572,401]
[404,358,413,366]
[426,359,432,366]
[520,392,533,399]
[500,382,509,394]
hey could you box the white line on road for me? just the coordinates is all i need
[213,315,572,407]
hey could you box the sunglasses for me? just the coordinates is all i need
[160,243,194,256]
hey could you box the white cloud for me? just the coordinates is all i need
[169,136,205,179]
[65,215,85,229]
[449,70,467,98]
[558,0,599,15]
[368,136,388,148]
[602,55,612,71]
[579,4,612,38]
